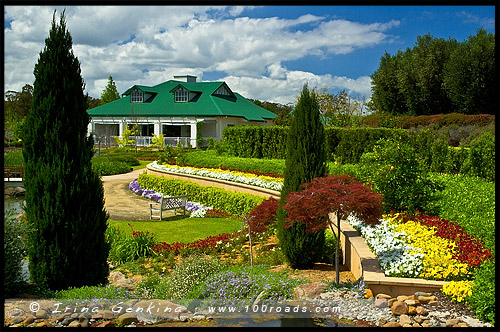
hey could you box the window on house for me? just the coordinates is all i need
[131,90,143,103]
[175,88,188,102]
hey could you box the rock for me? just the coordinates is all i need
[22,316,35,325]
[61,317,75,326]
[101,310,115,320]
[391,301,408,316]
[5,187,26,197]
[403,323,413,327]
[414,291,431,298]
[414,316,424,324]
[133,300,191,323]
[376,317,387,327]
[376,293,392,300]
[421,323,432,328]
[428,300,439,306]
[374,298,388,308]
[79,312,92,321]
[407,306,416,315]
[416,307,428,316]
[413,322,421,327]
[91,313,103,320]
[35,309,48,318]
[416,295,436,304]
[399,314,411,326]
[12,317,23,324]
[446,318,460,327]
[364,288,374,298]
[404,299,416,306]
[458,322,468,327]
[96,321,116,327]
[388,298,398,307]
[80,319,89,328]
[68,320,81,327]
[383,321,402,327]
[36,321,49,327]
[397,295,408,302]
[116,312,138,326]
[293,282,328,300]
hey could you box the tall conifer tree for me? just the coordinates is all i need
[100,76,120,105]
[22,11,109,290]
[276,84,328,268]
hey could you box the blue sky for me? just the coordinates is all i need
[3,5,496,105]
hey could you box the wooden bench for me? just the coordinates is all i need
[149,194,187,220]
[4,165,24,181]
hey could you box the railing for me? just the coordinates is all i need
[4,165,24,181]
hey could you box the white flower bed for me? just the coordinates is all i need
[346,214,424,277]
[149,161,283,191]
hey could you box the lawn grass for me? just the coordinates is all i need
[132,160,151,171]
[108,217,243,243]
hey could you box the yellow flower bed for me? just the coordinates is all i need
[442,280,473,303]
[161,163,284,184]
[388,218,471,281]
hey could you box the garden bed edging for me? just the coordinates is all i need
[146,164,280,199]
[334,214,449,297]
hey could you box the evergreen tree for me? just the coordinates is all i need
[276,84,328,268]
[100,75,120,105]
[22,11,109,290]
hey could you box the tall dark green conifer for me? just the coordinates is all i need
[22,11,109,290]
[277,84,328,268]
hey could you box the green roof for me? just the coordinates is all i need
[88,80,276,122]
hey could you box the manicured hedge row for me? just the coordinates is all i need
[222,125,408,163]
[361,112,495,129]
[137,173,264,216]
[325,127,409,164]
[222,126,288,159]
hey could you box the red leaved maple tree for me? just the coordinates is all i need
[282,175,383,233]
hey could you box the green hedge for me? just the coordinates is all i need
[326,127,409,164]
[221,125,408,163]
[137,173,264,216]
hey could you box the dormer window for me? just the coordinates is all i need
[131,90,143,103]
[175,87,188,102]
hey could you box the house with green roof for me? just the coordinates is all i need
[87,75,276,148]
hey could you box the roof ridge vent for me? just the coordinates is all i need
[174,75,197,83]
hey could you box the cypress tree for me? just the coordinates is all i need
[22,11,109,290]
[276,84,328,268]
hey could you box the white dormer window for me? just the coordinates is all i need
[175,88,188,102]
[215,85,231,96]
[131,90,143,103]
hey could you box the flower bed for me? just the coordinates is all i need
[346,213,493,282]
[149,161,284,191]
[129,178,213,218]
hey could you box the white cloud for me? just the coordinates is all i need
[4,5,396,103]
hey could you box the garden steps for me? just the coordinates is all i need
[145,164,280,199]
[335,214,448,297]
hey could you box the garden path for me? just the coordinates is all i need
[101,169,164,221]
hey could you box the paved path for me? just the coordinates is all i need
[101,169,158,221]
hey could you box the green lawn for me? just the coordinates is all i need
[108,217,243,243]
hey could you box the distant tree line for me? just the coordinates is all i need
[369,29,495,116]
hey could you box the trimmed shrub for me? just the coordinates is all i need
[461,132,495,182]
[91,161,132,176]
[137,173,264,216]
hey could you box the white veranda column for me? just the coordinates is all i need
[190,122,197,148]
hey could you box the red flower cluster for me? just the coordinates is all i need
[399,213,493,267]
[152,232,237,255]
[204,208,232,218]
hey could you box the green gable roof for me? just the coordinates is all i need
[88,80,276,122]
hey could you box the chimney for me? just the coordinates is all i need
[174,75,197,83]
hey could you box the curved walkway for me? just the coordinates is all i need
[101,169,154,221]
